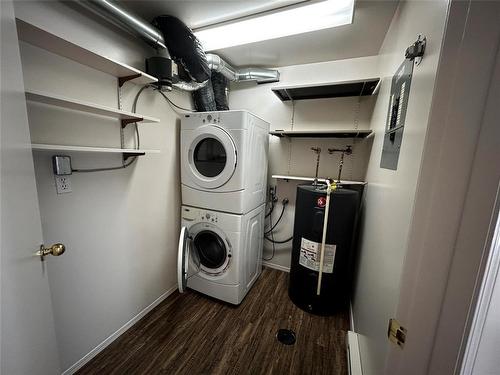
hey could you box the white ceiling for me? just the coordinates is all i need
[124,0,398,67]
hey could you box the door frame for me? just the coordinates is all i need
[386,0,500,374]
[460,206,500,374]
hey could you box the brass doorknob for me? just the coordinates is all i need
[36,243,66,261]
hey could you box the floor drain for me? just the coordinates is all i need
[276,329,296,345]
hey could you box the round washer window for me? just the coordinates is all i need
[193,231,227,269]
[193,137,227,178]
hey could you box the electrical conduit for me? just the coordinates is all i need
[317,179,336,295]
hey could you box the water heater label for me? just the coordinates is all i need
[299,238,336,273]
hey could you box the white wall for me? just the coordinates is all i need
[15,2,190,372]
[229,56,379,269]
[405,5,500,372]
[351,1,449,375]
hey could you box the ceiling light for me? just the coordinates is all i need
[194,0,355,51]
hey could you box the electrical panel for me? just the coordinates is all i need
[380,59,414,170]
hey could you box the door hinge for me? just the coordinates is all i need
[388,318,407,348]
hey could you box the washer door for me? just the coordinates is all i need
[187,125,237,189]
[193,230,229,274]
[177,226,200,293]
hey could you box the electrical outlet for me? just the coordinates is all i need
[55,175,72,194]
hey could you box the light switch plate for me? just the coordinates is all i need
[55,175,72,194]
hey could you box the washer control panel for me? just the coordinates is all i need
[181,207,219,223]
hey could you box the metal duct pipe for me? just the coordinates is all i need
[77,0,280,86]
[80,0,168,52]
[206,54,280,84]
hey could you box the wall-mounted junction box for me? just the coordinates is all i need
[52,155,72,175]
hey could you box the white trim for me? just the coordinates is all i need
[62,285,178,375]
[460,205,500,375]
[347,331,363,375]
[262,261,290,273]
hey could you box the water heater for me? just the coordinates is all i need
[289,184,360,315]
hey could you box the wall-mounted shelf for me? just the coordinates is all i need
[16,19,157,86]
[272,175,367,185]
[269,129,372,138]
[25,90,160,128]
[272,78,380,101]
[31,144,160,158]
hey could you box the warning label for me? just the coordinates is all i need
[299,238,336,273]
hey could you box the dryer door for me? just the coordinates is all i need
[187,125,237,189]
[177,226,200,293]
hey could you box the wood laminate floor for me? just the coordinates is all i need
[78,267,349,375]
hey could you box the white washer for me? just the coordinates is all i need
[177,204,265,305]
[181,110,269,214]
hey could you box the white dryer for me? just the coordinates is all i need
[177,204,265,305]
[181,110,269,214]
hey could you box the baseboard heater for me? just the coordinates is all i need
[347,331,363,375]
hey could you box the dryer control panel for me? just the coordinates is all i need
[184,112,221,125]
[181,207,219,223]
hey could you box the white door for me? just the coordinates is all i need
[177,224,232,292]
[1,1,61,373]
[177,226,199,293]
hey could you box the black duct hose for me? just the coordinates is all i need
[193,72,229,112]
[212,72,229,110]
[193,78,217,112]
[152,15,230,112]
[152,15,211,84]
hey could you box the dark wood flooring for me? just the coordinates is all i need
[78,267,349,375]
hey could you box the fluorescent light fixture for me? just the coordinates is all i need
[194,0,355,51]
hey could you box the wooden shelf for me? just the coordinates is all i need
[31,144,160,156]
[269,129,372,138]
[25,90,160,127]
[272,78,380,101]
[16,19,157,86]
[272,175,367,185]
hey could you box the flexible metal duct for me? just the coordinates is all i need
[78,0,279,86]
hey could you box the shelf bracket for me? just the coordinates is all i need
[122,151,145,162]
[121,118,143,128]
[118,74,142,87]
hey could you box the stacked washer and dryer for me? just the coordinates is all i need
[177,110,270,305]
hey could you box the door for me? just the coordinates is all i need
[177,227,200,293]
[1,1,61,373]
[186,125,237,189]
[177,224,232,292]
